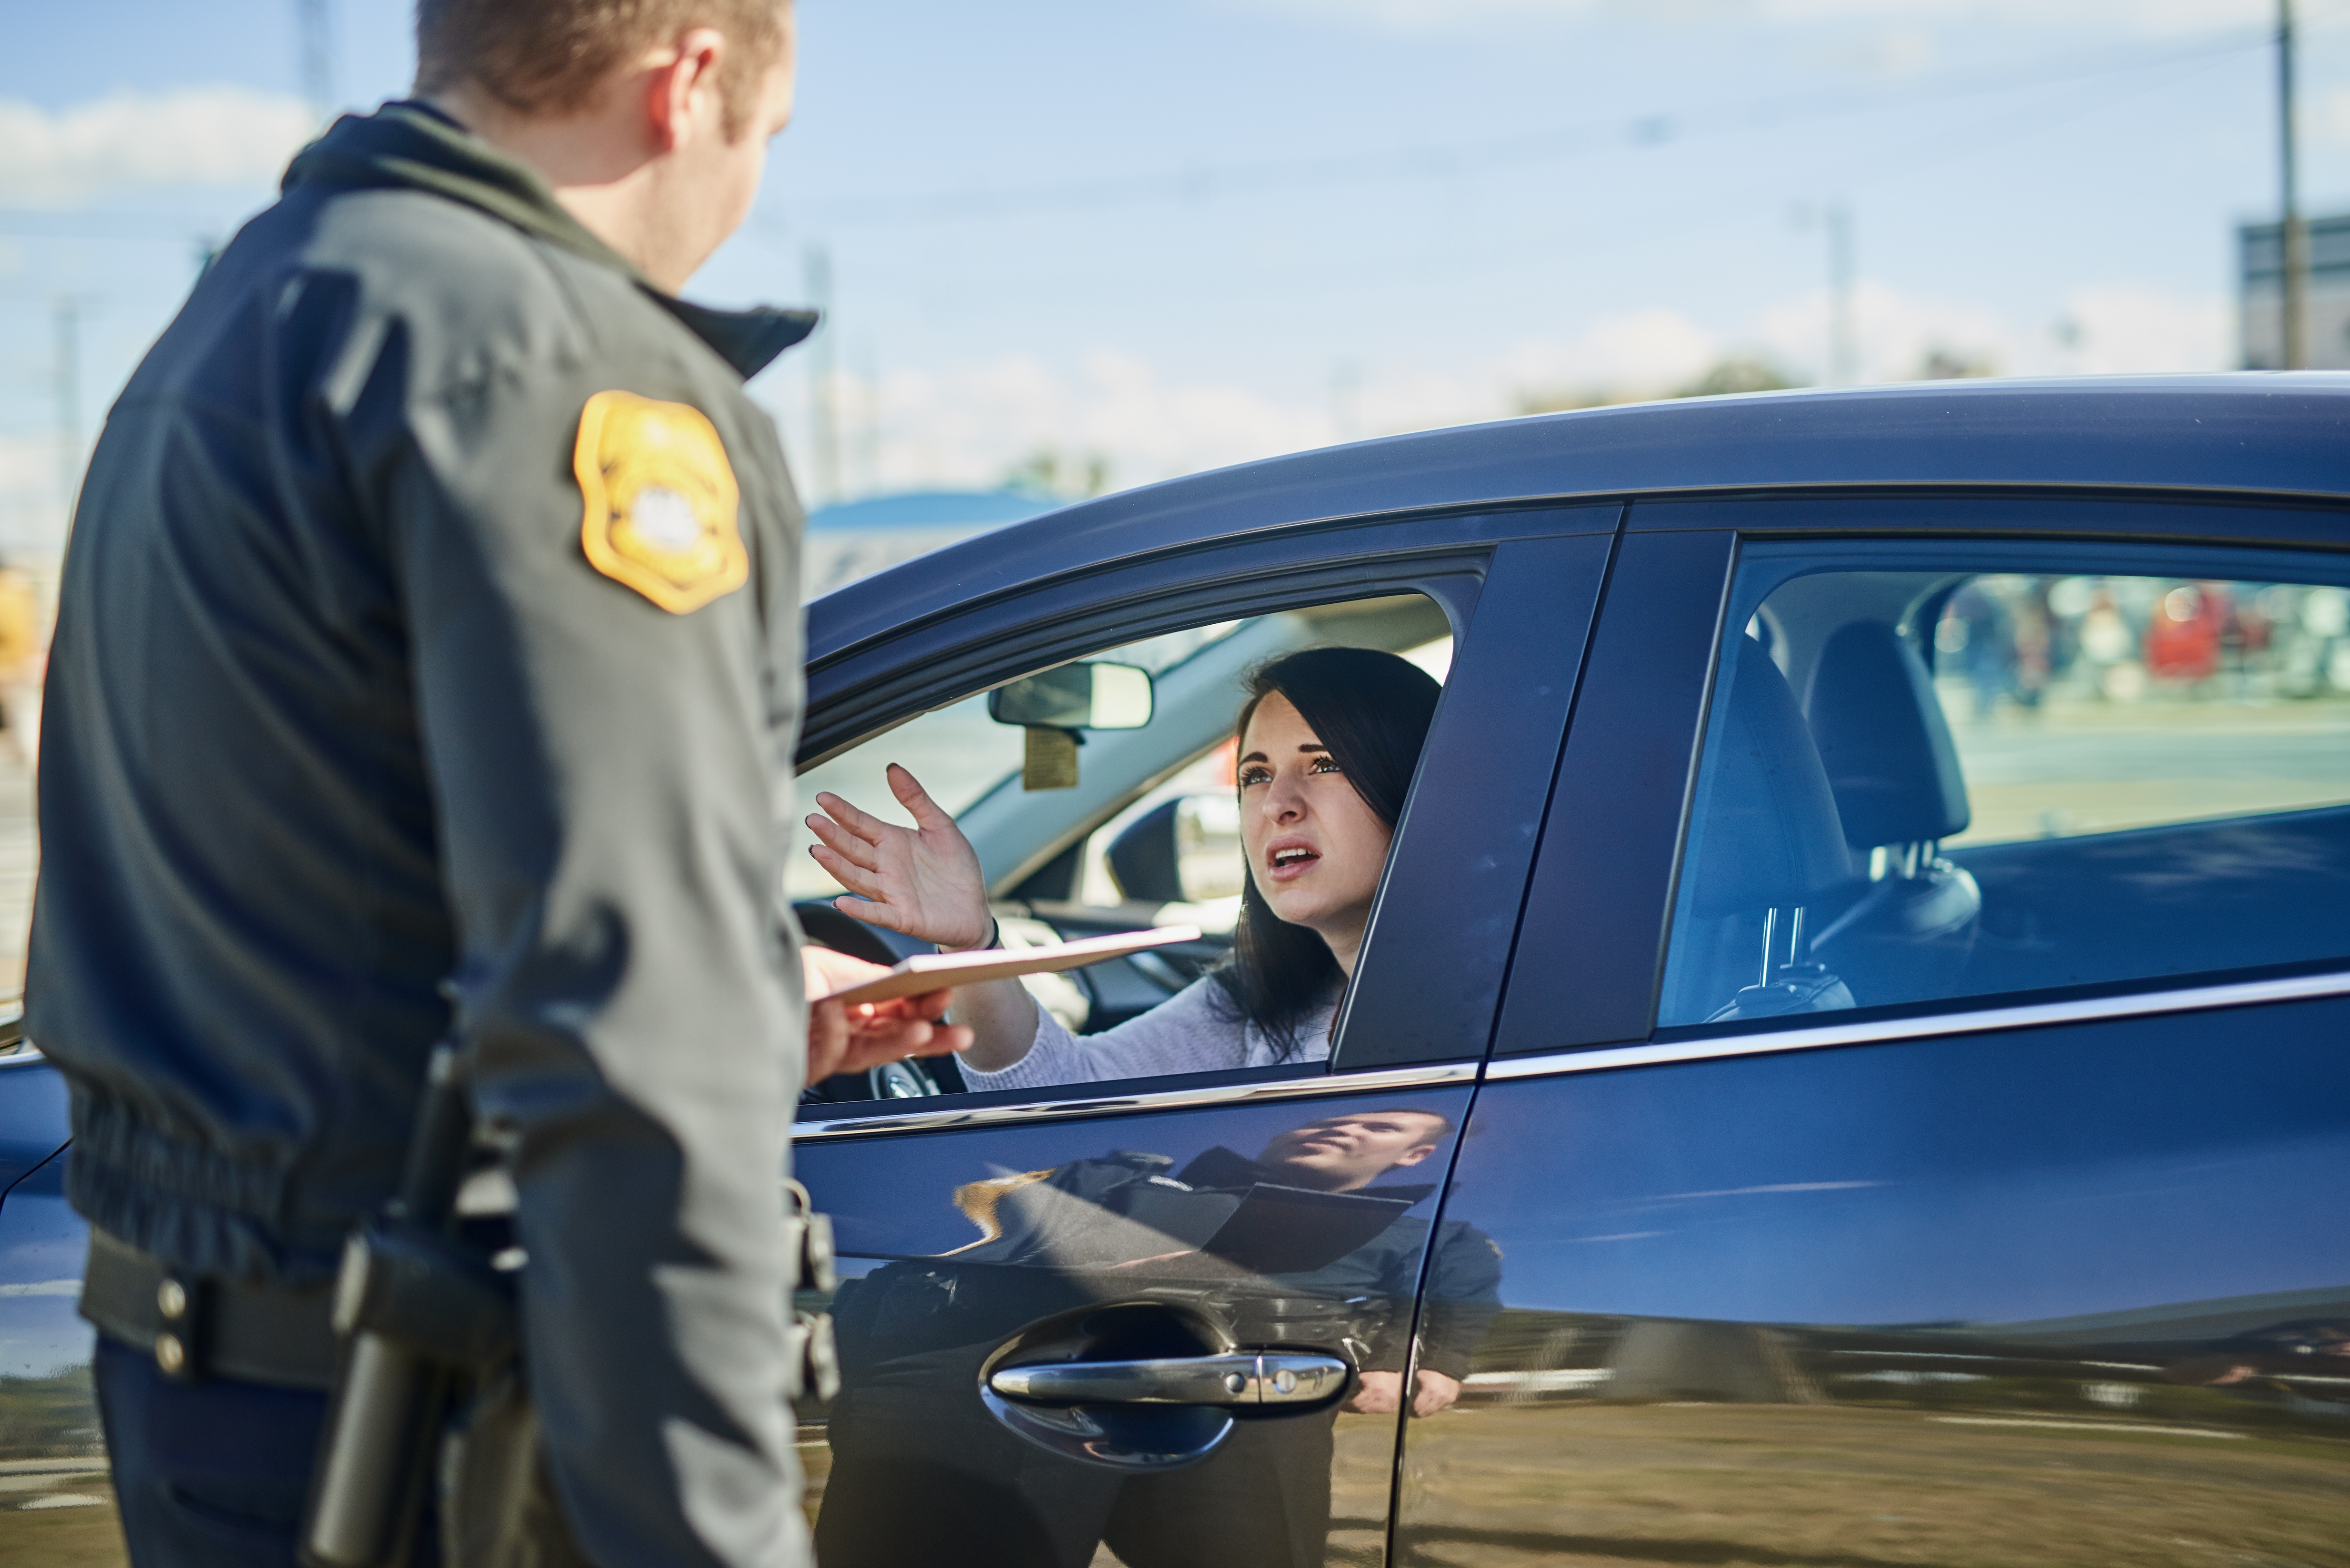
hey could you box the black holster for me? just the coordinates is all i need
[301,1045,530,1568]
[300,1046,838,1568]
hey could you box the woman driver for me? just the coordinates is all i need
[804,647,1441,1090]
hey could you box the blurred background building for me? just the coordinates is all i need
[803,489,1058,598]
[2240,212,2350,368]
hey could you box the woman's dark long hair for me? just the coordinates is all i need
[1209,646,1442,1057]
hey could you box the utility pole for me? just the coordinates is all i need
[297,0,334,122]
[2279,0,2309,369]
[804,244,840,507]
[54,297,81,538]
[1793,202,1858,385]
[1330,359,1362,443]
[854,341,881,498]
[1827,203,1856,385]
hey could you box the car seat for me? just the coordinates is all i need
[1684,638,1857,1022]
[1800,619,1981,1003]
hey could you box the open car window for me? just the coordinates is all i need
[1659,548,2350,1031]
[794,593,1453,1105]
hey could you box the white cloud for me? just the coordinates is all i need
[1239,0,2265,35]
[1757,279,2020,381]
[1506,307,1723,396]
[808,349,1338,497]
[0,88,315,204]
[2050,284,2230,374]
[801,278,2230,502]
[1826,26,1938,76]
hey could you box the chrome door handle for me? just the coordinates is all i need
[989,1351,1347,1408]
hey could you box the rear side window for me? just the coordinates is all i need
[1658,548,2350,1029]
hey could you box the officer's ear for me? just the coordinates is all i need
[644,27,729,152]
[1389,1142,1437,1170]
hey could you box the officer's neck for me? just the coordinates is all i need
[421,85,721,294]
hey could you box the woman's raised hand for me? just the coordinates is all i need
[806,764,994,951]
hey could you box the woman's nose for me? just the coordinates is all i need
[1259,774,1306,822]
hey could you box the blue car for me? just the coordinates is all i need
[5,376,2348,1564]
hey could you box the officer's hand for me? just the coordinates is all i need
[1347,1369,1462,1418]
[802,947,971,1084]
[806,765,992,951]
[1409,1369,1462,1417]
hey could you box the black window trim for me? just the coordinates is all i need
[803,505,1619,767]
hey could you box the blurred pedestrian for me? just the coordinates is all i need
[0,562,44,768]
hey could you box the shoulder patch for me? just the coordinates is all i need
[574,390,749,613]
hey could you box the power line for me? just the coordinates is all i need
[0,212,207,240]
[773,27,2279,229]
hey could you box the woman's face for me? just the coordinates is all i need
[1237,691,1394,966]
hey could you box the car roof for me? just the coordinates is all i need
[809,374,2350,666]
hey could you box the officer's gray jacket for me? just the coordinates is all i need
[28,104,815,1568]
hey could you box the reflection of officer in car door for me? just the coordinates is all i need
[817,1109,1502,1568]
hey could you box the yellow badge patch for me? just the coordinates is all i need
[574,390,749,614]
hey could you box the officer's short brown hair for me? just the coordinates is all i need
[415,0,790,137]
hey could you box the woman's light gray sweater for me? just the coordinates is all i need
[959,977,1336,1093]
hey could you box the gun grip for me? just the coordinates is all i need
[301,1333,450,1568]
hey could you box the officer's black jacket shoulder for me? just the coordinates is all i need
[31,103,812,1287]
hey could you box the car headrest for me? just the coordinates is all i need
[1687,639,1852,918]
[1803,620,1971,849]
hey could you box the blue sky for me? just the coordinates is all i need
[6,0,2350,547]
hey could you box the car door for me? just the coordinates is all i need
[1401,499,2350,1567]
[0,1051,118,1551]
[790,507,1616,1568]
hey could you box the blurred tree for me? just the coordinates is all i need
[1514,386,1619,415]
[1671,358,1794,399]
[1920,348,1997,380]
[1004,449,1113,499]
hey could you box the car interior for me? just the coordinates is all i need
[1660,566,2350,1029]
[795,592,1456,1104]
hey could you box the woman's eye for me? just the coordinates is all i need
[1238,767,1272,788]
[1310,755,1342,774]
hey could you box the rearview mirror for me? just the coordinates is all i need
[989,662,1154,731]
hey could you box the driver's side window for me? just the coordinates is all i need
[793,593,1453,1107]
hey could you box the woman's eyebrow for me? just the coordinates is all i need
[1237,750,1269,766]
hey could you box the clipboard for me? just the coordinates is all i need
[1198,1183,1415,1275]
[813,925,1204,1007]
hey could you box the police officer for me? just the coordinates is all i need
[26,2,965,1563]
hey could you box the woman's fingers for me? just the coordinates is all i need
[831,893,910,933]
[813,789,894,843]
[808,844,889,901]
[803,812,883,872]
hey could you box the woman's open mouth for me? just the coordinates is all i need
[1265,840,1320,881]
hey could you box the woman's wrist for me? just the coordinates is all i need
[942,915,1000,954]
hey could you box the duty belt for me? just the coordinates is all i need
[80,1227,340,1391]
